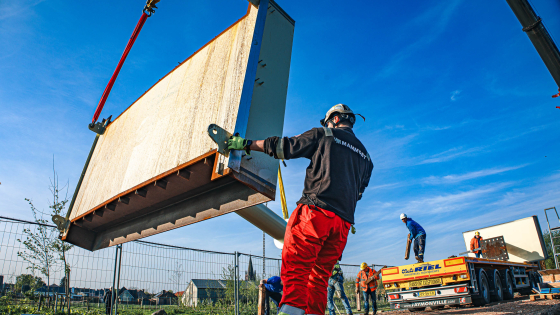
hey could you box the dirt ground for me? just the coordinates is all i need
[374,296,560,315]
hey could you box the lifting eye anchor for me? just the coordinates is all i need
[88,115,112,135]
[143,0,160,16]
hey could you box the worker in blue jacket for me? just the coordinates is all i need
[400,213,426,263]
[264,276,283,315]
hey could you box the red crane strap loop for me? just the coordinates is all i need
[91,12,149,124]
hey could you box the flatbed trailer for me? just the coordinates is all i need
[382,257,541,311]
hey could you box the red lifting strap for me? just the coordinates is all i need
[92,12,149,124]
[553,88,560,99]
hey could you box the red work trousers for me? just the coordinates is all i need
[280,204,351,315]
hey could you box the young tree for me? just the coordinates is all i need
[17,199,57,293]
[17,162,72,297]
[15,274,45,293]
[542,229,560,269]
[221,264,236,305]
[168,261,184,296]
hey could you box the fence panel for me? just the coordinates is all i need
[0,217,390,314]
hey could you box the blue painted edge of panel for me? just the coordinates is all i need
[229,0,270,172]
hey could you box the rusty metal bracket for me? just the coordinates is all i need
[88,115,112,135]
[481,236,509,261]
[52,215,70,233]
[208,124,232,157]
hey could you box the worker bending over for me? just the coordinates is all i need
[355,263,386,315]
[470,231,483,258]
[228,104,373,315]
[400,213,426,263]
[327,261,352,315]
[263,276,283,315]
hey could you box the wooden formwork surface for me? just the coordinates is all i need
[70,5,258,221]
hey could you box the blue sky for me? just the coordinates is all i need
[1,0,560,267]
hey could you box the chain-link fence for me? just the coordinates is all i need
[0,216,388,314]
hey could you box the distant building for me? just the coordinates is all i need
[245,256,256,281]
[35,286,107,299]
[36,285,65,295]
[182,279,227,307]
[119,288,150,304]
[153,290,176,305]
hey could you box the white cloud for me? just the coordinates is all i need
[423,164,528,185]
[418,145,486,165]
[450,90,461,101]
[0,0,46,21]
[373,0,464,80]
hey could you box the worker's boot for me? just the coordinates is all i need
[415,256,424,263]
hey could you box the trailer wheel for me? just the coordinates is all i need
[472,268,490,306]
[490,269,504,302]
[530,271,542,289]
[500,269,515,300]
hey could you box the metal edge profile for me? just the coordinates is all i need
[229,0,270,172]
[533,215,549,261]
[247,0,260,7]
[269,0,295,26]
[230,166,276,200]
[60,134,100,239]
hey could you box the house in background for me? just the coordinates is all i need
[182,279,226,307]
[119,288,150,304]
[35,284,65,296]
[153,290,176,305]
[175,291,184,299]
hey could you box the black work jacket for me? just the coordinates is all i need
[263,126,373,224]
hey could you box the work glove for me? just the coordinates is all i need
[227,134,252,154]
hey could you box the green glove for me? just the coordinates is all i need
[227,135,252,154]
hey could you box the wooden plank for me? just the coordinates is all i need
[405,234,411,260]
[257,281,266,315]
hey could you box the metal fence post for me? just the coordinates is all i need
[235,251,239,315]
[111,244,123,315]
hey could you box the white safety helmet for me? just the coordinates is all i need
[320,104,364,127]
[400,213,407,220]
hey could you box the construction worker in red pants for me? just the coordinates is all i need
[228,104,373,315]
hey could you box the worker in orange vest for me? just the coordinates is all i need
[470,231,483,258]
[355,263,386,315]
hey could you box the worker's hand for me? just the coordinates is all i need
[227,135,251,152]
[382,265,387,269]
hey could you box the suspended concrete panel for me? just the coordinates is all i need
[462,216,548,263]
[63,0,294,251]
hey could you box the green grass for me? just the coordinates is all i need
[0,295,389,315]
